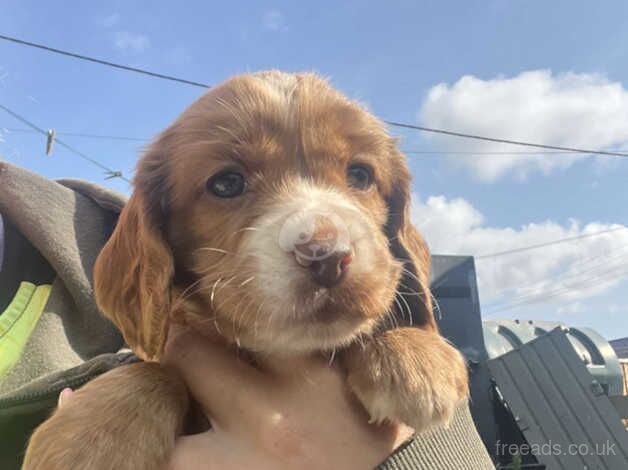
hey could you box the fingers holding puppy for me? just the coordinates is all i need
[57,387,73,408]
[163,325,271,432]
[163,328,415,470]
[341,327,469,433]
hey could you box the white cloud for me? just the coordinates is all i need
[419,70,628,181]
[262,10,288,32]
[411,194,628,309]
[101,13,120,28]
[113,31,150,53]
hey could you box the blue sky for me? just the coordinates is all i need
[1,1,627,339]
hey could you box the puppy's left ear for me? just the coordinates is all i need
[94,148,174,361]
[385,150,437,330]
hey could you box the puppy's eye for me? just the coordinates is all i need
[207,171,246,198]
[347,164,373,190]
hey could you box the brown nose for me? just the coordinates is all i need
[308,250,353,288]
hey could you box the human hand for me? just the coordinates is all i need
[161,327,414,470]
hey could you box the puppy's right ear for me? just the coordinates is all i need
[94,154,173,361]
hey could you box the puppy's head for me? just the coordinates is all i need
[94,71,435,360]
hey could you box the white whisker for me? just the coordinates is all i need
[197,247,232,255]
[396,291,413,326]
[431,292,443,320]
[240,276,255,287]
[328,347,336,366]
[210,278,222,308]
[233,226,260,235]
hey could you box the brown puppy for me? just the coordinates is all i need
[23,71,468,470]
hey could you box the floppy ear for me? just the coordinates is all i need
[385,151,437,331]
[94,154,174,361]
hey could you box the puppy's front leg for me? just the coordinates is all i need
[23,362,188,470]
[341,327,469,432]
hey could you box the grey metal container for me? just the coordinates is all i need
[483,319,624,396]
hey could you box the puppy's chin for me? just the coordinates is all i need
[229,311,378,356]
[255,316,380,356]
[207,268,400,356]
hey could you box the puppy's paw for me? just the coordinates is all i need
[23,362,188,470]
[342,327,469,432]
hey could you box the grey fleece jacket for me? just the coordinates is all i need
[0,161,494,470]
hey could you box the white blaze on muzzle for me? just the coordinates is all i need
[278,210,351,264]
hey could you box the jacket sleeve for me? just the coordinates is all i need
[376,402,495,470]
[0,353,139,470]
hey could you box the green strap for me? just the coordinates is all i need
[0,282,51,378]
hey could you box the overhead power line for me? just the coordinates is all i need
[4,128,620,155]
[403,150,628,155]
[3,33,628,159]
[476,226,628,259]
[3,126,626,157]
[484,263,628,315]
[476,232,628,315]
[487,248,628,303]
[0,33,210,88]
[0,104,130,182]
[387,121,628,158]
[1,127,148,142]
[2,128,616,154]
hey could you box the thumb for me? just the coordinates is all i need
[57,387,73,408]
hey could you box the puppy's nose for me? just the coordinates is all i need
[279,211,353,287]
[309,250,353,288]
